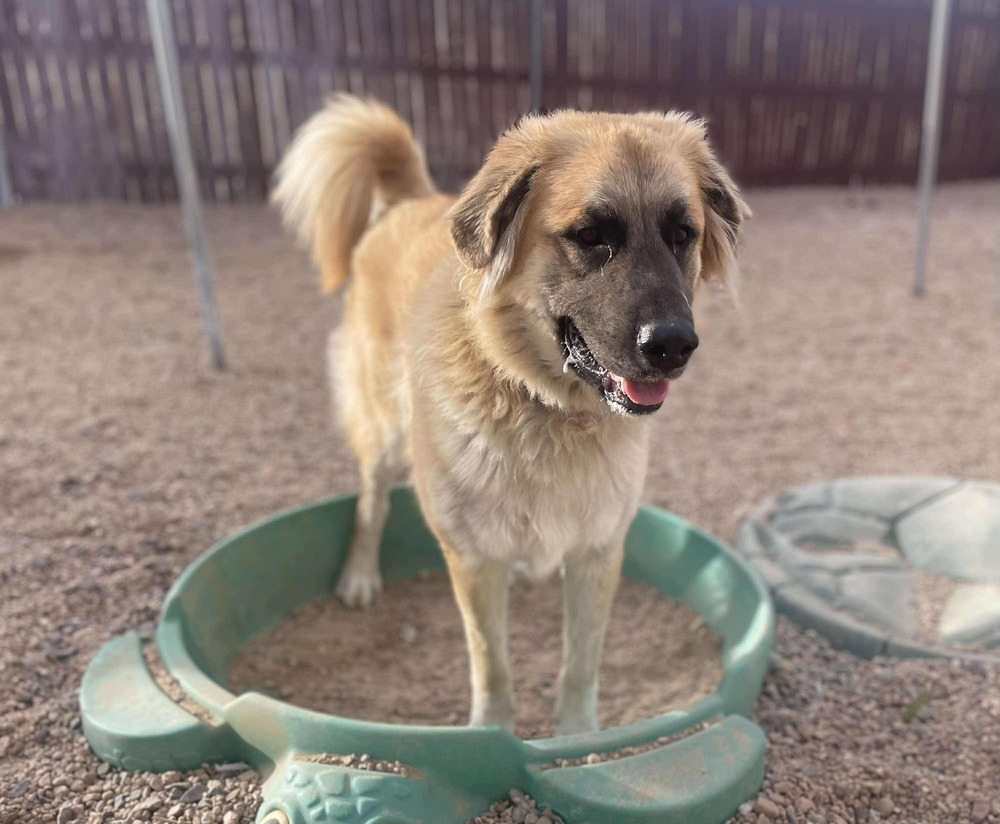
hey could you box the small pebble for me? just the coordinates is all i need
[8,780,31,799]
[136,796,162,812]
[971,800,990,822]
[755,796,782,818]
[180,784,206,803]
[872,797,893,815]
[213,762,252,776]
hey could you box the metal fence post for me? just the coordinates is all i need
[146,0,226,369]
[0,129,13,207]
[529,0,543,113]
[913,0,952,297]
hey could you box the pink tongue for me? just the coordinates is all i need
[622,377,670,406]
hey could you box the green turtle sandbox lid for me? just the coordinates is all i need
[80,487,774,824]
[737,476,1000,660]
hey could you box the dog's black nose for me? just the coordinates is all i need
[637,320,699,372]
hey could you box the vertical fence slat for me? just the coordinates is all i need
[228,0,262,199]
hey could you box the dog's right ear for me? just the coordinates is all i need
[449,121,543,299]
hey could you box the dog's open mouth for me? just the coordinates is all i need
[559,318,669,415]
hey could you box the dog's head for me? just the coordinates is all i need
[449,110,749,416]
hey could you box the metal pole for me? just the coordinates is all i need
[913,0,951,297]
[529,0,543,113]
[146,0,226,369]
[0,129,14,207]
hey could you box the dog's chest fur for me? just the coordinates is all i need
[413,375,650,578]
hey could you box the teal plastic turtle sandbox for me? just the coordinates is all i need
[80,487,774,824]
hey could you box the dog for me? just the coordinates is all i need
[273,94,748,735]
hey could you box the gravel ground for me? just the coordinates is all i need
[731,620,1000,824]
[1,181,998,823]
[467,789,565,824]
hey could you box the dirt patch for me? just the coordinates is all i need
[1,184,998,823]
[228,573,721,740]
[0,243,29,265]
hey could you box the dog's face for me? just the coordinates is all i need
[450,111,749,416]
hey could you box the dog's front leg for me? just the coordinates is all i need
[442,545,515,729]
[555,543,624,736]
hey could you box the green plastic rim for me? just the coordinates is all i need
[82,486,774,824]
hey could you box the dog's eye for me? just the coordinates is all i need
[575,226,603,247]
[669,226,691,248]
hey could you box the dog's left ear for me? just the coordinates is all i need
[698,152,751,287]
[449,120,543,300]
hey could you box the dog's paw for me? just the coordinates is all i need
[334,568,382,608]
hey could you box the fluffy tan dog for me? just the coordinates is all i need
[273,95,748,735]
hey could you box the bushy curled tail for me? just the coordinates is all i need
[271,94,435,293]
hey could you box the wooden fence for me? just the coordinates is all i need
[1,0,998,202]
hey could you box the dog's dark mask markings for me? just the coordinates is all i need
[544,189,703,414]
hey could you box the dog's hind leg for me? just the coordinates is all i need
[442,546,515,729]
[555,543,624,736]
[334,448,399,607]
[330,328,405,608]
